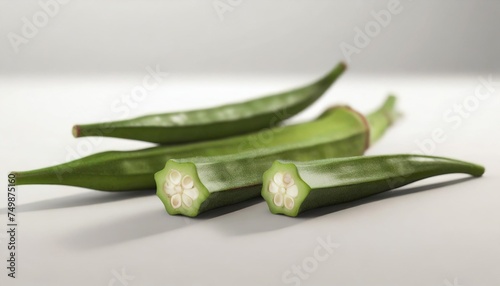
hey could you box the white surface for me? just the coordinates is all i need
[1,0,499,74]
[0,73,500,286]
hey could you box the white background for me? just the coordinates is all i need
[1,0,500,285]
[1,0,499,74]
[1,74,499,286]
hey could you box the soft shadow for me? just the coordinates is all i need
[206,198,303,236]
[63,177,477,246]
[0,190,155,214]
[64,208,186,249]
[64,195,263,249]
[299,177,475,218]
[195,197,264,220]
[211,177,476,236]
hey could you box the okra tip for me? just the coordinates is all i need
[155,160,209,217]
[261,161,311,217]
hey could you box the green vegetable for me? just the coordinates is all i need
[12,96,395,191]
[154,97,397,217]
[262,155,484,217]
[72,62,347,144]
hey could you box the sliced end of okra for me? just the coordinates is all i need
[155,160,209,217]
[261,161,311,217]
[72,125,80,137]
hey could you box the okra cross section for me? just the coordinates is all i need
[262,155,485,217]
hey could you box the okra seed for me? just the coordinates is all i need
[183,188,199,200]
[171,194,182,209]
[182,175,194,189]
[269,181,279,194]
[169,170,182,185]
[284,196,294,210]
[283,173,292,186]
[182,193,193,207]
[273,173,283,185]
[274,193,284,207]
[286,185,298,197]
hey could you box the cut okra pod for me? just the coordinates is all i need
[154,97,397,216]
[262,155,485,217]
[73,62,346,144]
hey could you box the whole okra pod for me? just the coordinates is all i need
[73,62,346,144]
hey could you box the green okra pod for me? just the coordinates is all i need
[12,96,396,191]
[154,97,398,216]
[72,62,346,144]
[261,155,485,217]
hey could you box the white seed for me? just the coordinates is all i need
[182,193,193,207]
[181,175,194,189]
[269,181,279,194]
[169,169,182,185]
[164,183,177,196]
[165,179,174,188]
[286,185,298,198]
[273,172,284,186]
[283,173,293,186]
[184,187,199,200]
[171,194,182,209]
[273,193,284,207]
[284,195,295,210]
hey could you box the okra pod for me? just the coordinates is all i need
[262,155,485,216]
[13,96,396,192]
[73,62,346,144]
[154,97,397,216]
